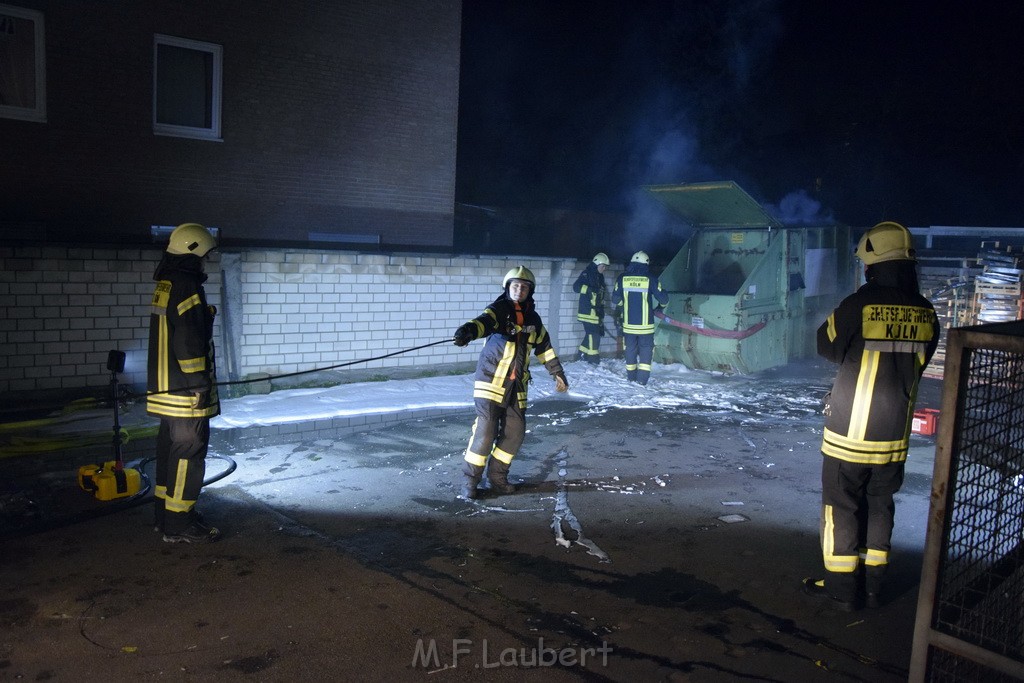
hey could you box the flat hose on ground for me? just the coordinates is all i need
[0,454,237,540]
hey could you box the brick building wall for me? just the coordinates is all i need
[0,245,622,408]
[0,0,460,247]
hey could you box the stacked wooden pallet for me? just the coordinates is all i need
[971,244,1023,324]
[919,262,974,380]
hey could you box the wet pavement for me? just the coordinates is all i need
[0,362,945,681]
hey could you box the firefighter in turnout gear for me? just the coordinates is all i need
[147,223,222,543]
[452,266,569,499]
[612,251,668,385]
[803,221,938,610]
[572,252,610,364]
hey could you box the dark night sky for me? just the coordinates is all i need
[455,1,1024,234]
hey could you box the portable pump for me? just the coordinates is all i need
[77,351,141,501]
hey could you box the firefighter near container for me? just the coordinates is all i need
[572,252,610,365]
[803,221,939,611]
[612,251,668,386]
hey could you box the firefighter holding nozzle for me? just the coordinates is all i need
[803,221,938,610]
[452,266,569,500]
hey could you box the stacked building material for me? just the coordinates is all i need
[972,243,1023,324]
[919,261,975,380]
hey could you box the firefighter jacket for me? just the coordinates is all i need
[817,261,938,465]
[147,253,221,419]
[462,293,565,408]
[612,262,668,335]
[572,262,607,324]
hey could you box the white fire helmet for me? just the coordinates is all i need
[167,223,217,257]
[502,265,536,290]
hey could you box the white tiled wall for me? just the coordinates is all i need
[0,246,621,400]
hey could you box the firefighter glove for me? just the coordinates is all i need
[191,390,210,410]
[453,324,474,347]
[554,372,568,393]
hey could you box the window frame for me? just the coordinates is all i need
[152,33,222,141]
[0,3,47,123]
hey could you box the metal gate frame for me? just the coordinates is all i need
[910,320,1024,681]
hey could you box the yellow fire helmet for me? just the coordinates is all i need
[855,221,915,264]
[592,252,610,266]
[502,265,535,289]
[167,223,217,257]
[630,250,650,264]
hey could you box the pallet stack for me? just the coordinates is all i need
[918,242,1023,381]
[971,243,1023,324]
[919,263,975,380]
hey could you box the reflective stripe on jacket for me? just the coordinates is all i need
[147,254,220,419]
[572,262,606,324]
[818,274,938,464]
[612,263,668,335]
[462,294,564,409]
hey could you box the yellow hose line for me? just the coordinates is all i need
[0,425,158,459]
[0,397,105,433]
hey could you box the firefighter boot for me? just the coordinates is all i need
[802,572,857,612]
[153,496,165,533]
[864,564,887,609]
[487,459,517,495]
[460,463,484,500]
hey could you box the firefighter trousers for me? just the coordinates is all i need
[463,395,526,478]
[623,333,654,385]
[820,454,905,598]
[155,416,211,533]
[577,321,604,363]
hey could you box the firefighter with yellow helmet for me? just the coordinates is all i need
[452,265,569,499]
[147,222,222,543]
[612,250,668,385]
[572,252,610,364]
[803,221,938,610]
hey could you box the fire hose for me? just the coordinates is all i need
[0,338,455,457]
[654,311,766,340]
[0,338,455,538]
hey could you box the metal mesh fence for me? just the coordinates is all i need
[929,649,1023,682]
[930,344,1024,678]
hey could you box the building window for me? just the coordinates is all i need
[153,34,222,140]
[0,4,46,123]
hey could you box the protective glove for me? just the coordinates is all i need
[554,373,569,393]
[190,390,210,410]
[822,391,832,417]
[453,323,474,347]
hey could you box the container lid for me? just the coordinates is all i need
[644,180,783,229]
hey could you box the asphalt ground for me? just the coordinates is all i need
[0,367,945,682]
